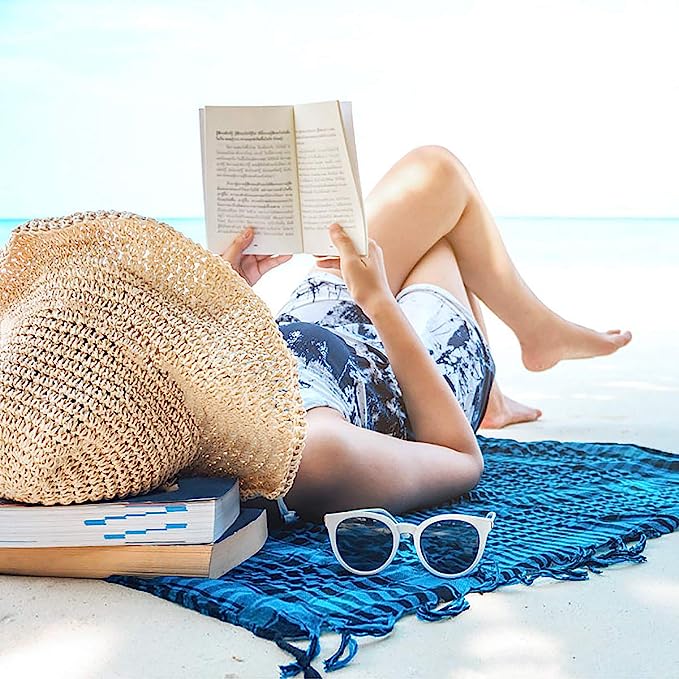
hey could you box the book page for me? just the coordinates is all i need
[339,101,364,207]
[201,106,303,254]
[293,101,367,256]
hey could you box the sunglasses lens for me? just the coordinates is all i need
[335,517,394,572]
[419,519,480,575]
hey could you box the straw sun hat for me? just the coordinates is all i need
[0,211,307,505]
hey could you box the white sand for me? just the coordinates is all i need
[1,252,677,678]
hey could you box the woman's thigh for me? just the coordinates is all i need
[308,146,472,297]
[363,146,472,296]
[399,236,472,311]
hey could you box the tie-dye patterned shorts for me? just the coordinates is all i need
[275,270,495,439]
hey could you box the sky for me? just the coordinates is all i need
[0,0,677,219]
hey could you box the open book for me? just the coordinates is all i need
[200,100,368,256]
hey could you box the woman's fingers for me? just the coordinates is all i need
[367,238,383,261]
[256,254,292,274]
[221,226,253,262]
[220,227,293,285]
[328,223,359,259]
[315,257,341,268]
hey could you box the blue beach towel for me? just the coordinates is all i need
[111,437,679,677]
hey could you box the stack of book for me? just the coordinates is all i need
[0,477,267,578]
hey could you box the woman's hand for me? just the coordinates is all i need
[315,223,394,317]
[221,226,292,286]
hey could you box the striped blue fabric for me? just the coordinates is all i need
[111,437,679,677]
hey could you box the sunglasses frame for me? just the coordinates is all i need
[324,508,496,578]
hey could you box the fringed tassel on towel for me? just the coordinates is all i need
[416,595,470,621]
[278,634,322,678]
[323,631,359,672]
[587,535,647,571]
[502,532,651,586]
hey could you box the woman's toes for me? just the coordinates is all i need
[609,330,632,348]
[481,395,542,429]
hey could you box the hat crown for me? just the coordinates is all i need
[0,212,307,505]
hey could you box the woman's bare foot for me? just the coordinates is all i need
[480,383,542,429]
[520,319,632,372]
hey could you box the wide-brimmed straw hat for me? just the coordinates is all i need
[0,211,307,505]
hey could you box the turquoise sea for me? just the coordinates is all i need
[0,217,209,249]
[1,217,677,267]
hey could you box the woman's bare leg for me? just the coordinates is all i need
[312,145,631,371]
[393,232,542,428]
[465,292,542,428]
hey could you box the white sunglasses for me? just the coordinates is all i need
[324,508,496,578]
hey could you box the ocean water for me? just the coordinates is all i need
[1,216,677,267]
[0,217,208,250]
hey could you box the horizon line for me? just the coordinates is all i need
[1,214,678,222]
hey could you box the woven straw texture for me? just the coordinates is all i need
[0,211,307,506]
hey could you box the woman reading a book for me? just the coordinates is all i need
[224,146,631,519]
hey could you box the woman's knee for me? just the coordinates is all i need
[402,145,474,195]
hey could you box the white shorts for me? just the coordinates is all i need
[275,270,496,437]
